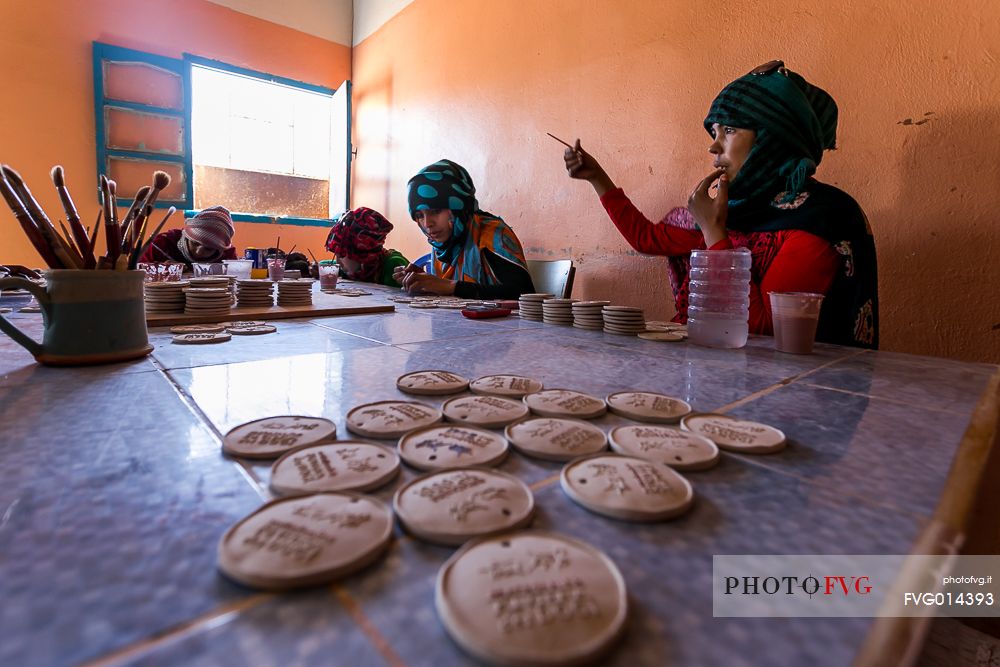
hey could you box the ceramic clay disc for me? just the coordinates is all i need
[269,441,401,495]
[222,320,267,328]
[170,324,226,334]
[637,331,685,342]
[171,332,231,344]
[469,374,544,398]
[0,307,10,314]
[345,400,443,439]
[393,468,535,546]
[560,453,694,522]
[523,389,607,419]
[19,305,42,313]
[608,425,720,471]
[605,391,692,424]
[398,424,509,470]
[222,415,337,459]
[442,395,530,429]
[217,492,393,590]
[504,417,608,462]
[227,325,277,335]
[436,530,627,666]
[396,370,470,396]
[680,413,787,454]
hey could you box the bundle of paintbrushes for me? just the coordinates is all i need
[0,164,177,271]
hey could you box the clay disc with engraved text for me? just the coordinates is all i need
[442,395,529,429]
[398,424,509,470]
[605,391,692,424]
[608,425,719,470]
[504,417,607,461]
[345,400,443,439]
[396,370,470,396]
[170,324,227,334]
[217,492,393,590]
[523,388,607,419]
[171,332,231,344]
[560,453,694,522]
[436,530,628,666]
[269,441,400,495]
[223,415,337,459]
[469,374,543,398]
[393,468,534,546]
[680,413,786,454]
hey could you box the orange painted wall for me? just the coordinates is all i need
[351,0,1000,363]
[0,0,350,266]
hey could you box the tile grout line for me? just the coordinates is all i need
[800,382,975,416]
[78,594,274,667]
[157,365,268,499]
[333,585,409,667]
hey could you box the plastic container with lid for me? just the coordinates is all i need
[686,248,751,349]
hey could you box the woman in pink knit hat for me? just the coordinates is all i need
[139,206,238,269]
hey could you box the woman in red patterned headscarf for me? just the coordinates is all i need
[325,207,409,287]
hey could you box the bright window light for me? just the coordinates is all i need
[191,65,332,180]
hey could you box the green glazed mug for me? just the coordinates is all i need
[0,269,153,366]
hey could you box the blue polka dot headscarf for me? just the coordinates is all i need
[406,159,479,223]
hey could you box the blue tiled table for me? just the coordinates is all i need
[0,282,995,667]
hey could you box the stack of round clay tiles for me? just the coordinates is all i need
[183,287,232,316]
[143,280,188,314]
[541,298,577,325]
[517,293,553,321]
[602,306,646,336]
[188,276,230,296]
[236,279,274,308]
[572,300,610,330]
[276,279,313,306]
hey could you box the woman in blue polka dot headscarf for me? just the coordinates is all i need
[398,159,534,299]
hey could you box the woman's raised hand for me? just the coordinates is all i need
[563,140,616,197]
[687,169,729,247]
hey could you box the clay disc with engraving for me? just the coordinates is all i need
[227,324,276,335]
[442,395,530,428]
[504,417,608,461]
[680,413,787,454]
[393,468,535,546]
[605,391,692,424]
[436,530,627,666]
[469,374,544,398]
[217,492,393,590]
[269,441,401,495]
[171,332,231,345]
[222,320,267,329]
[170,324,226,334]
[523,389,607,419]
[560,453,694,522]
[223,415,337,459]
[345,400,443,439]
[396,370,470,396]
[398,424,509,470]
[608,425,720,471]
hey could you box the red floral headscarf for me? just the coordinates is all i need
[325,207,394,281]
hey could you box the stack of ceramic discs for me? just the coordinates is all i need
[541,298,577,325]
[276,280,313,307]
[188,276,229,291]
[602,305,647,335]
[183,287,232,316]
[143,280,188,314]
[572,300,610,330]
[517,293,553,321]
[236,280,274,308]
[224,275,238,304]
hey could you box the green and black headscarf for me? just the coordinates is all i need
[705,62,838,207]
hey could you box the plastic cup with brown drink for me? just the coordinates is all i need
[266,257,285,281]
[768,292,825,354]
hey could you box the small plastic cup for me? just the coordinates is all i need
[193,262,225,277]
[222,259,252,280]
[138,262,183,282]
[769,292,825,354]
[318,262,339,291]
[267,257,286,281]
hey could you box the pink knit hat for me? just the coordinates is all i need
[183,206,235,250]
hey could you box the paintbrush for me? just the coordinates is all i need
[0,170,62,267]
[89,209,102,256]
[131,206,175,269]
[133,171,170,248]
[546,132,576,150]
[99,175,119,267]
[308,249,318,264]
[288,244,297,255]
[2,165,81,268]
[50,166,95,268]
[118,185,151,255]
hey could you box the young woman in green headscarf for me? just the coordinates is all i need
[395,159,535,299]
[563,61,878,349]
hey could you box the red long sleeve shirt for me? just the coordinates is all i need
[600,188,840,335]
